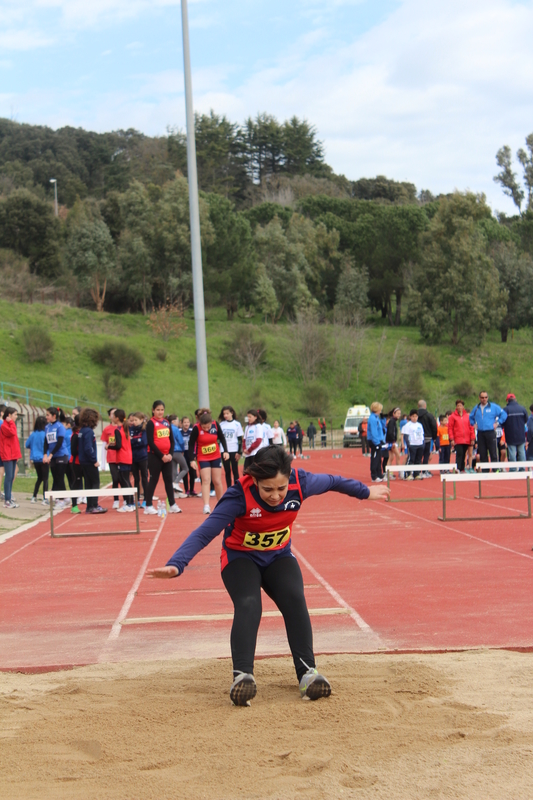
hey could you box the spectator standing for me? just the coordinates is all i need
[437,414,451,465]
[218,406,243,488]
[318,418,327,448]
[416,400,438,477]
[271,420,287,447]
[359,418,369,456]
[469,392,507,464]
[286,421,299,457]
[307,421,317,449]
[295,421,303,456]
[0,407,21,508]
[25,415,48,504]
[78,408,107,515]
[401,410,425,480]
[367,402,386,482]
[448,400,475,473]
[502,393,528,464]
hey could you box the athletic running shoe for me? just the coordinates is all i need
[41,498,49,506]
[112,500,120,510]
[203,504,211,514]
[405,475,414,481]
[116,505,129,513]
[71,505,81,514]
[30,496,38,504]
[168,504,182,514]
[172,483,180,491]
[230,672,257,706]
[54,499,67,509]
[90,506,108,514]
[299,668,331,700]
[372,477,383,483]
[388,474,396,481]
[4,500,19,509]
[79,497,87,505]
[144,506,158,515]
[176,491,187,499]
[210,490,216,497]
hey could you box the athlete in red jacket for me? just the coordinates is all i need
[448,400,475,472]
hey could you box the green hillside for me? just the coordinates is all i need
[1,299,532,426]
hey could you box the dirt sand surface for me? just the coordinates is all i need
[1,650,532,800]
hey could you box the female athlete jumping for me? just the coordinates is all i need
[147,445,389,706]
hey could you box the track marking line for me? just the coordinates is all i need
[291,546,381,641]
[121,608,350,625]
[100,515,167,651]
[0,514,72,566]
[376,504,533,561]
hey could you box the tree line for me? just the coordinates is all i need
[1,114,533,345]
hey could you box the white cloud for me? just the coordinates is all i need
[0,29,54,50]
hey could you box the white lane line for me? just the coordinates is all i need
[291,545,380,639]
[376,504,533,561]
[101,514,167,647]
[0,513,72,566]
[122,608,350,625]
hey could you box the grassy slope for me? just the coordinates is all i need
[0,300,532,427]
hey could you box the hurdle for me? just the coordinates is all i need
[46,488,140,538]
[474,462,533,499]
[439,472,532,521]
[385,464,458,502]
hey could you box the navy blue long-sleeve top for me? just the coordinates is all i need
[78,426,97,465]
[166,469,370,575]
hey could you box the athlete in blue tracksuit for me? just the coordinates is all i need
[469,393,507,463]
[367,406,387,482]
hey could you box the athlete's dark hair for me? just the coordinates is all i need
[244,444,292,480]
[218,405,236,422]
[114,409,130,439]
[246,409,260,422]
[167,414,178,423]
[258,408,267,422]
[46,406,66,422]
[33,415,46,432]
[73,414,80,429]
[64,417,74,428]
[79,408,99,429]
[199,412,212,425]
[409,409,418,417]
[530,404,533,413]
[129,411,147,430]
[152,400,165,412]
[455,399,464,406]
[107,407,116,417]
[3,406,17,420]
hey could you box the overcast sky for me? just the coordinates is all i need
[1,0,532,213]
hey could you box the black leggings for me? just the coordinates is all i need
[33,462,49,498]
[146,453,175,508]
[50,458,67,493]
[117,467,132,504]
[68,462,84,507]
[108,462,120,502]
[221,555,315,681]
[82,463,100,510]
[132,459,148,500]
[223,452,240,487]
[182,451,197,494]
[288,440,298,456]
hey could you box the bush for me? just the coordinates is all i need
[22,325,54,363]
[156,348,167,362]
[300,383,330,416]
[225,326,267,385]
[422,347,440,374]
[103,370,125,402]
[91,342,144,377]
[452,379,475,398]
[187,359,197,371]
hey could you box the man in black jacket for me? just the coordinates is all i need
[502,393,528,463]
[417,399,438,476]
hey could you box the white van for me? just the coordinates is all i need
[343,405,370,448]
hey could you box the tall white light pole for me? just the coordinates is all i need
[49,178,58,217]
[181,0,210,408]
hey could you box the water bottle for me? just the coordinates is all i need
[157,500,163,517]
[161,502,167,519]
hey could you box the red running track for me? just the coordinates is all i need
[0,450,532,672]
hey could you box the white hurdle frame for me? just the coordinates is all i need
[474,462,533,499]
[46,488,140,538]
[439,472,532,522]
[385,464,458,502]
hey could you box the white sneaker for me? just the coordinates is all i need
[79,497,87,505]
[172,483,180,491]
[126,504,136,512]
[209,490,216,497]
[116,505,128,513]
[4,500,19,509]
[176,491,187,499]
[144,506,158,515]
[203,504,211,514]
[54,499,66,509]
[42,498,49,506]
[168,504,182,514]
[112,500,120,510]
[30,496,38,504]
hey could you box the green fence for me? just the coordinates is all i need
[0,381,108,418]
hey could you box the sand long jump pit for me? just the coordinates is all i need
[1,650,532,800]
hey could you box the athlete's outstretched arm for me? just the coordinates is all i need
[145,485,247,579]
